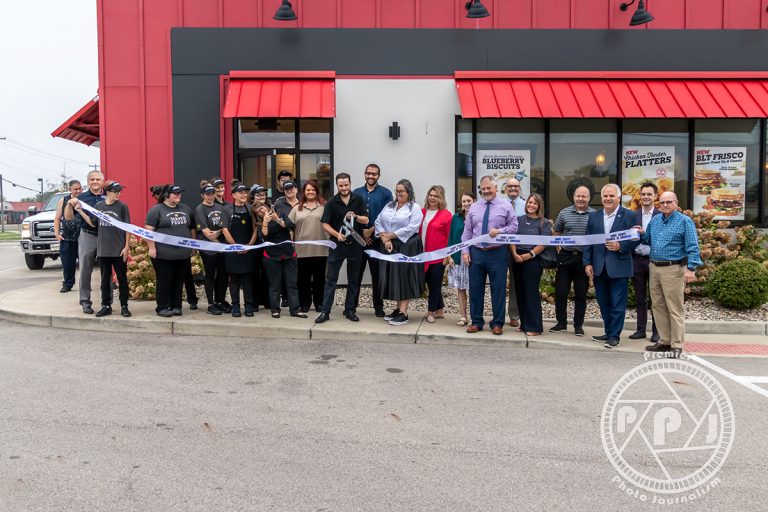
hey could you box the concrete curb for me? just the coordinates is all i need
[554,318,768,336]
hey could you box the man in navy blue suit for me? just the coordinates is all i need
[630,182,662,343]
[583,183,639,348]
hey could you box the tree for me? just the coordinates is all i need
[20,173,71,203]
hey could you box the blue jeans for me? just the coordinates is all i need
[469,246,508,329]
[60,239,78,288]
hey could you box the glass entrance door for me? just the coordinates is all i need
[238,151,296,199]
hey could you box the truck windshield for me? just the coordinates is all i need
[42,193,67,212]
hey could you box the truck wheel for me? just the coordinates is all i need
[24,254,45,270]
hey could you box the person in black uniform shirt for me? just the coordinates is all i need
[145,184,196,317]
[221,181,258,318]
[64,170,104,314]
[91,181,132,318]
[273,170,293,201]
[211,177,231,207]
[195,181,229,315]
[250,185,271,311]
[53,179,82,293]
[261,180,305,319]
[315,173,369,323]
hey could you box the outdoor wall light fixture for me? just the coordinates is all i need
[619,0,654,25]
[465,0,490,18]
[273,0,297,21]
[389,122,401,141]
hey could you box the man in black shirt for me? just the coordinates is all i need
[315,173,369,323]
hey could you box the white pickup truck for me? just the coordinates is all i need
[19,192,69,270]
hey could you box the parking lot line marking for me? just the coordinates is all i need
[688,354,768,399]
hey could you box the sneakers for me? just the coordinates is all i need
[388,312,409,326]
[157,308,174,318]
[574,326,584,337]
[604,338,621,349]
[60,285,72,293]
[231,305,242,318]
[592,334,609,342]
[120,305,131,317]
[549,324,567,333]
[628,331,647,340]
[189,303,198,311]
[207,304,222,316]
[171,307,182,316]
[218,301,233,313]
[95,305,112,317]
[244,305,255,317]
[384,309,400,321]
[374,308,386,318]
[82,303,94,315]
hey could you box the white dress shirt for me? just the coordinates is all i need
[603,209,617,234]
[634,207,655,256]
[375,202,424,243]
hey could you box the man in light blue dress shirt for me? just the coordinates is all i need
[505,177,526,327]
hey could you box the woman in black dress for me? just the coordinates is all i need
[511,193,552,336]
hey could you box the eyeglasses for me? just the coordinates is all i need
[508,185,520,188]
[365,172,379,176]
[658,200,676,206]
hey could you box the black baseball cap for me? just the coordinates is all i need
[249,184,266,195]
[277,170,293,178]
[211,178,225,187]
[104,182,124,193]
[168,185,185,194]
[232,184,248,193]
[282,180,296,189]
[201,185,215,194]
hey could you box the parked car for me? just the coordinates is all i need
[19,192,69,270]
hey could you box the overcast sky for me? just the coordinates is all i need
[0,1,98,201]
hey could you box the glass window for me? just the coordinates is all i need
[455,118,473,208]
[694,119,760,224]
[477,119,546,208]
[238,119,296,148]
[622,120,690,210]
[550,120,618,216]
[299,153,333,200]
[241,155,272,192]
[300,119,331,150]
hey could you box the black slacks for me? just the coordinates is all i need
[152,258,189,312]
[425,263,446,312]
[298,256,326,312]
[321,243,362,314]
[229,273,254,307]
[263,257,299,314]
[99,256,129,307]
[554,251,588,328]
[513,257,544,333]
[200,251,228,304]
[356,241,384,311]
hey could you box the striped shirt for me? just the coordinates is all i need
[553,205,595,251]
[642,210,702,271]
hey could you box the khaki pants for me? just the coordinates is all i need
[649,264,686,349]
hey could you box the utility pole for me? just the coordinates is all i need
[88,163,100,172]
[1,173,5,233]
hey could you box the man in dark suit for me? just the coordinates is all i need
[584,183,639,348]
[630,182,662,343]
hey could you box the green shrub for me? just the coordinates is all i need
[704,258,768,309]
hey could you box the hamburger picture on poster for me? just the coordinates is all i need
[693,147,746,220]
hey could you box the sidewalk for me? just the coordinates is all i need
[1,281,767,357]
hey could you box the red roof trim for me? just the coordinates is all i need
[455,71,768,80]
[51,97,99,146]
[229,70,336,79]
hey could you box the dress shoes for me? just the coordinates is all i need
[315,312,330,323]
[189,303,198,311]
[157,308,174,318]
[508,319,520,328]
[344,311,360,322]
[120,306,132,317]
[374,308,386,318]
[466,325,481,333]
[646,342,672,352]
[171,307,182,316]
[629,331,647,340]
[82,303,94,315]
[650,333,660,343]
[60,286,72,293]
[491,326,503,335]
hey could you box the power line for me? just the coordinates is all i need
[1,137,96,165]
[0,176,40,194]
[0,157,64,178]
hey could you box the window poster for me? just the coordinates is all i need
[621,146,675,210]
[476,149,531,199]
[693,147,746,220]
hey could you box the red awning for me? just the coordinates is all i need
[223,71,335,118]
[51,97,100,146]
[455,72,768,118]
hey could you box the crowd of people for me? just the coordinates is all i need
[56,167,701,357]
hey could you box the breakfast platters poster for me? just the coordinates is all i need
[693,147,746,220]
[621,146,675,210]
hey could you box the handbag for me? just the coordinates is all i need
[537,218,558,269]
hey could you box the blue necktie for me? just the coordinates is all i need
[481,201,491,247]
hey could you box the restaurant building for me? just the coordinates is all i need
[53,0,768,224]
